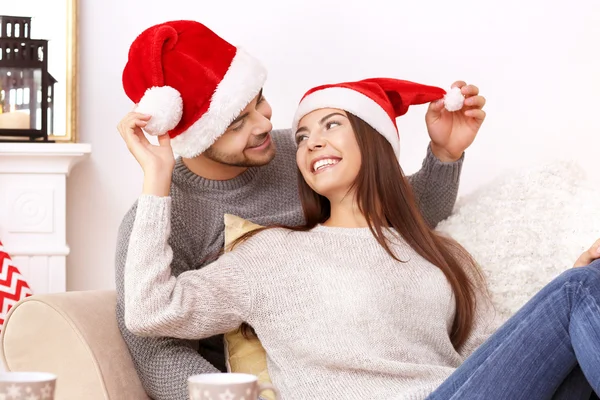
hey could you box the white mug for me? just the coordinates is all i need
[188,373,280,400]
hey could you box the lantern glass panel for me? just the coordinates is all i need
[0,66,42,130]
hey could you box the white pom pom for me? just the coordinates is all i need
[135,86,183,135]
[444,87,464,112]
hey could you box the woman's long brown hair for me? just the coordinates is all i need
[232,112,484,349]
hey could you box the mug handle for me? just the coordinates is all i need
[258,382,280,400]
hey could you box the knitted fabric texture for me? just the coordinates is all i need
[124,196,496,400]
[115,130,464,400]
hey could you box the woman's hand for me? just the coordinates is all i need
[425,81,486,162]
[573,239,600,268]
[117,112,175,196]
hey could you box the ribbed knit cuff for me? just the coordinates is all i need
[422,144,464,184]
[135,195,172,233]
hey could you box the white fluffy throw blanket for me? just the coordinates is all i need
[436,161,600,322]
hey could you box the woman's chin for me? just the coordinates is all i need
[311,183,350,201]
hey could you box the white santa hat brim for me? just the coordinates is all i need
[292,87,400,157]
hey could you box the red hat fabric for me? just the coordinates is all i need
[122,20,267,158]
[292,78,447,157]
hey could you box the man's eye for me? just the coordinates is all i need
[231,120,245,132]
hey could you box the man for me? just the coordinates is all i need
[116,20,485,400]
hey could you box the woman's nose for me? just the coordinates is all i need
[307,133,326,151]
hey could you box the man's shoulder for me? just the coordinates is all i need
[270,129,297,171]
[272,128,292,137]
[271,129,295,154]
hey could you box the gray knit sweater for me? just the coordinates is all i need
[124,196,497,399]
[115,130,464,400]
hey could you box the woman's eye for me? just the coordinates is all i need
[295,134,307,145]
[326,121,341,129]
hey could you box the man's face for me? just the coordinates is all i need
[203,91,276,167]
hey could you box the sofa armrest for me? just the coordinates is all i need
[0,290,151,400]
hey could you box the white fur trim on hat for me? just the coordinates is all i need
[170,48,267,158]
[135,86,183,135]
[292,87,400,156]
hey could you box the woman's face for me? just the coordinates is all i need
[295,108,362,201]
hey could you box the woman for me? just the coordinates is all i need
[122,78,600,400]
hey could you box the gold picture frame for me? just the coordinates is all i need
[51,0,78,143]
[2,0,78,142]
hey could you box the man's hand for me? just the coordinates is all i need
[573,239,600,268]
[425,81,486,162]
[117,112,175,196]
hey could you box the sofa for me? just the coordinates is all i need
[1,290,150,399]
[2,160,599,399]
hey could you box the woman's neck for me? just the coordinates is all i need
[323,195,369,228]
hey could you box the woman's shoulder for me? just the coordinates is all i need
[228,226,307,254]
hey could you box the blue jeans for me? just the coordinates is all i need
[427,259,600,400]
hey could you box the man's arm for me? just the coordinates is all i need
[115,202,219,400]
[406,144,464,228]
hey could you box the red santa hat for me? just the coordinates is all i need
[292,78,464,157]
[122,20,267,158]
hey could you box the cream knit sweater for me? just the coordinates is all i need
[124,195,498,400]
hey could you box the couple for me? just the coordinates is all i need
[116,20,600,399]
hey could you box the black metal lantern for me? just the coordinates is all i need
[0,15,56,142]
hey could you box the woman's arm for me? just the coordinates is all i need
[124,194,252,339]
[405,145,463,228]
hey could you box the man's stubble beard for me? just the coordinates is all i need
[203,136,277,168]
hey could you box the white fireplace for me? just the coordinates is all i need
[0,142,91,294]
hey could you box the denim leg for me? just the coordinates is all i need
[551,366,592,400]
[427,259,600,400]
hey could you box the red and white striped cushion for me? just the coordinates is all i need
[0,241,32,332]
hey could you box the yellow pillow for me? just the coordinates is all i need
[222,214,274,398]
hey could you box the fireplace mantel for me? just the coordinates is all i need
[0,142,91,294]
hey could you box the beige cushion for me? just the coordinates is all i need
[222,214,274,400]
[0,290,150,400]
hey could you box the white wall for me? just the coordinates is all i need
[66,0,600,291]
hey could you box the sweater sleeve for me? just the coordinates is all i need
[406,144,464,228]
[115,202,222,400]
[124,194,252,340]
